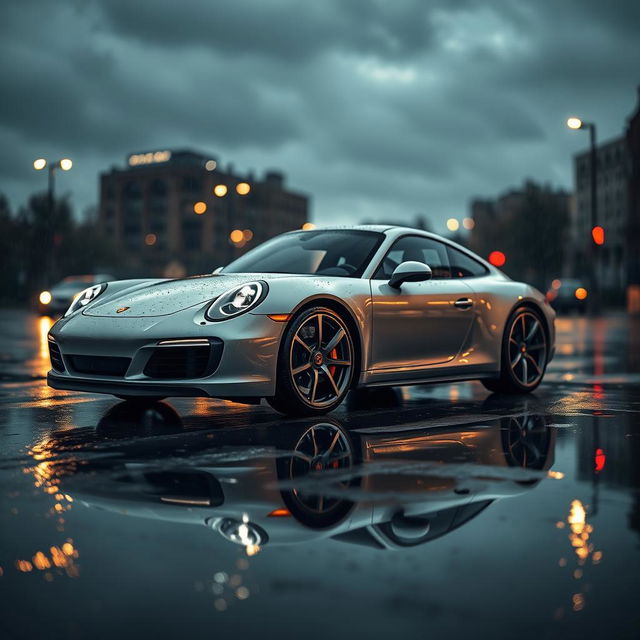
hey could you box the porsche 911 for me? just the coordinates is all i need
[47,226,555,415]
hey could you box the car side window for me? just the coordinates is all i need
[447,246,489,278]
[373,236,451,280]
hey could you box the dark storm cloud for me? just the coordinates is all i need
[0,0,638,228]
[98,0,438,61]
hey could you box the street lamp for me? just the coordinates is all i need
[33,157,73,219]
[33,158,73,286]
[567,116,600,311]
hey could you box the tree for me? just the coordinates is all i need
[0,191,117,304]
[468,181,570,289]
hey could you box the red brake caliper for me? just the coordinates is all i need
[329,348,337,378]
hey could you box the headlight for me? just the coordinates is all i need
[205,281,267,321]
[64,283,108,317]
[208,517,268,547]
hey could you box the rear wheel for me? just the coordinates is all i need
[267,307,355,416]
[482,307,548,394]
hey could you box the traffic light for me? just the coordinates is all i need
[591,226,605,245]
[488,251,506,267]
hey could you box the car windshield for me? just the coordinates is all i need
[222,230,384,278]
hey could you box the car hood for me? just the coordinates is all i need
[83,273,290,317]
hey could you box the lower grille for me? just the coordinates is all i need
[48,341,65,373]
[68,355,131,377]
[144,339,223,379]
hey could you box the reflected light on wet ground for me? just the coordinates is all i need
[0,311,639,639]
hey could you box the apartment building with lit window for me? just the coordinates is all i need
[98,149,309,276]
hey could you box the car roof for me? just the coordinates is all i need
[294,224,462,236]
[291,224,395,233]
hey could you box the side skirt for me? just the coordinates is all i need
[358,365,499,388]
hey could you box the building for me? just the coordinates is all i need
[626,88,640,311]
[99,149,309,277]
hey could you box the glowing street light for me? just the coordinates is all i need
[229,229,244,244]
[446,218,460,232]
[566,116,583,130]
[33,158,47,170]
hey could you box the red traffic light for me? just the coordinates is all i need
[488,251,506,267]
[592,226,605,245]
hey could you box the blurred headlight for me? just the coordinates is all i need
[64,283,108,317]
[39,291,52,305]
[205,281,267,321]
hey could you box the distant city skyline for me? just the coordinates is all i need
[1,1,639,235]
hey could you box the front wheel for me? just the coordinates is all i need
[482,307,548,394]
[267,307,355,416]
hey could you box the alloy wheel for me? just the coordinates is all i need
[507,311,547,388]
[502,414,550,470]
[288,312,353,408]
[288,422,354,516]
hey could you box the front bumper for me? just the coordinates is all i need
[47,306,285,399]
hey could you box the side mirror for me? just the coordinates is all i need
[389,261,432,289]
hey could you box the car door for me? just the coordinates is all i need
[369,235,476,371]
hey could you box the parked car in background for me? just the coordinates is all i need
[39,274,114,316]
[545,278,589,314]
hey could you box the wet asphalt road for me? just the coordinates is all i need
[1,310,639,640]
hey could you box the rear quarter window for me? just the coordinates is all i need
[447,246,489,278]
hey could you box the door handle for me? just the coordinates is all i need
[454,298,473,310]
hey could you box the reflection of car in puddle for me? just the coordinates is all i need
[62,402,556,551]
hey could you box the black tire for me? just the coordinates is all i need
[267,306,356,416]
[481,306,548,394]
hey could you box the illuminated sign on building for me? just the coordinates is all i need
[128,151,172,166]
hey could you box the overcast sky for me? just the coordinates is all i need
[1,0,639,233]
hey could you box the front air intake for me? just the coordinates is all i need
[143,339,223,379]
[67,355,131,377]
[48,340,65,373]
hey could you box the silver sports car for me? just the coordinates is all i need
[47,225,555,415]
